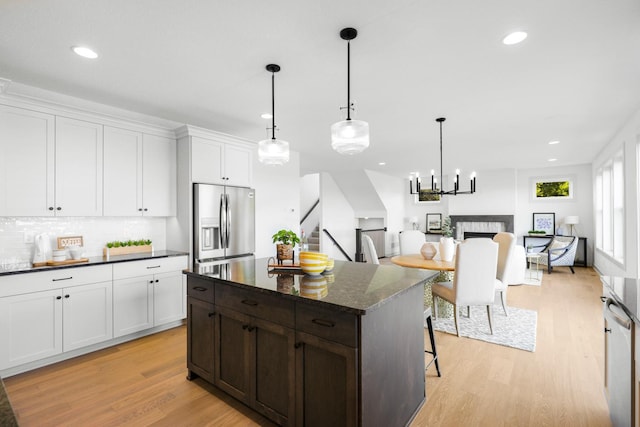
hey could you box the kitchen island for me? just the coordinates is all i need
[184,257,436,427]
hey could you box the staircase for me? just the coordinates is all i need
[308,226,320,252]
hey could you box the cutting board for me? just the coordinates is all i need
[33,258,90,267]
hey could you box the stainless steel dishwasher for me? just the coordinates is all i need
[604,294,635,427]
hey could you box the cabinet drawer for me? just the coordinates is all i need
[216,284,294,328]
[296,303,358,347]
[187,276,215,303]
[113,256,187,280]
[0,264,112,297]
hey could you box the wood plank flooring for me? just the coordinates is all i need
[4,266,610,426]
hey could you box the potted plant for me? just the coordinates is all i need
[272,229,300,263]
[439,217,455,262]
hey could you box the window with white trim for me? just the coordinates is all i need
[595,149,624,263]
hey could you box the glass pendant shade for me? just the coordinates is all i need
[331,119,369,155]
[258,137,289,165]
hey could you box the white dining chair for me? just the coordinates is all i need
[399,230,426,255]
[432,238,499,336]
[362,234,379,265]
[493,232,515,316]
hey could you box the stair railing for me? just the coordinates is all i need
[300,199,320,225]
[322,229,352,262]
[355,227,387,262]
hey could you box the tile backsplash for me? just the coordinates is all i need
[0,217,167,269]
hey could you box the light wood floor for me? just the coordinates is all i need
[4,266,610,427]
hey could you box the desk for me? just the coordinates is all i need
[522,235,587,267]
[390,254,455,271]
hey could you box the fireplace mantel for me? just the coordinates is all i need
[449,215,514,240]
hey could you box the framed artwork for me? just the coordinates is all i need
[426,213,442,233]
[532,177,574,199]
[532,212,555,235]
[416,189,441,203]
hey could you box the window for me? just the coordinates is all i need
[532,178,573,199]
[595,149,624,263]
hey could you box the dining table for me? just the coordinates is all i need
[391,254,456,318]
[390,254,455,271]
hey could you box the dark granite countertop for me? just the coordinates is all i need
[601,275,640,324]
[185,257,436,315]
[0,378,18,427]
[0,250,188,277]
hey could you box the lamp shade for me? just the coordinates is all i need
[331,119,369,154]
[258,138,290,165]
[565,216,579,225]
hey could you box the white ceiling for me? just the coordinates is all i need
[1,0,639,180]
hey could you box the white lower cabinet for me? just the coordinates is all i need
[113,256,188,338]
[0,280,112,369]
[0,256,186,373]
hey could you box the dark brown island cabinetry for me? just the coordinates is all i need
[185,258,433,427]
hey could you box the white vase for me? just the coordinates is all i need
[420,242,438,260]
[439,237,455,262]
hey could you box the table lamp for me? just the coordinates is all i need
[565,216,579,236]
[409,216,419,230]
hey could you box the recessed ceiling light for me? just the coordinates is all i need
[503,31,527,45]
[548,140,560,145]
[72,46,98,59]
[548,158,557,162]
[261,113,272,119]
[378,162,386,166]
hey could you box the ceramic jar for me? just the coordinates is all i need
[439,237,455,262]
[420,242,438,260]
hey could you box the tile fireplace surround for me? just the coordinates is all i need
[450,215,514,241]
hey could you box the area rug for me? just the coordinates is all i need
[432,305,537,352]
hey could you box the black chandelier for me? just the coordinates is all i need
[409,117,476,196]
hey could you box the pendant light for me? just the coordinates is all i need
[258,64,290,165]
[331,27,370,155]
[409,117,476,196]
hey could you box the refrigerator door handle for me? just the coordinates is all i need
[219,193,226,249]
[225,193,231,248]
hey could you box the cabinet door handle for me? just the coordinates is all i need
[52,277,73,282]
[241,299,258,306]
[155,279,159,283]
[149,280,154,284]
[193,286,208,292]
[138,208,143,211]
[604,328,612,333]
[208,312,216,317]
[312,318,335,328]
[146,265,161,269]
[247,326,255,332]
[242,324,249,330]
[64,294,70,298]
[143,208,148,212]
[56,296,62,300]
[294,342,304,349]
[49,207,54,211]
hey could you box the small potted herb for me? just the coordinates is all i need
[272,230,300,262]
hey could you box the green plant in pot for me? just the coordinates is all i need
[272,229,300,263]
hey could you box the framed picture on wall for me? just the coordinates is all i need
[426,213,442,233]
[532,212,555,235]
[531,177,574,200]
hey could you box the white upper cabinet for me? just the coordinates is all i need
[142,134,176,216]
[103,126,142,216]
[103,126,176,217]
[0,105,54,216]
[0,106,103,216]
[192,136,252,187]
[54,117,104,216]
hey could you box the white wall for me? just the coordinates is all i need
[365,170,405,256]
[253,151,301,258]
[330,170,386,218]
[300,173,320,235]
[448,169,517,216]
[592,110,640,278]
[320,172,357,261]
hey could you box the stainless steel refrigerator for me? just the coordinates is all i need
[193,183,255,264]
